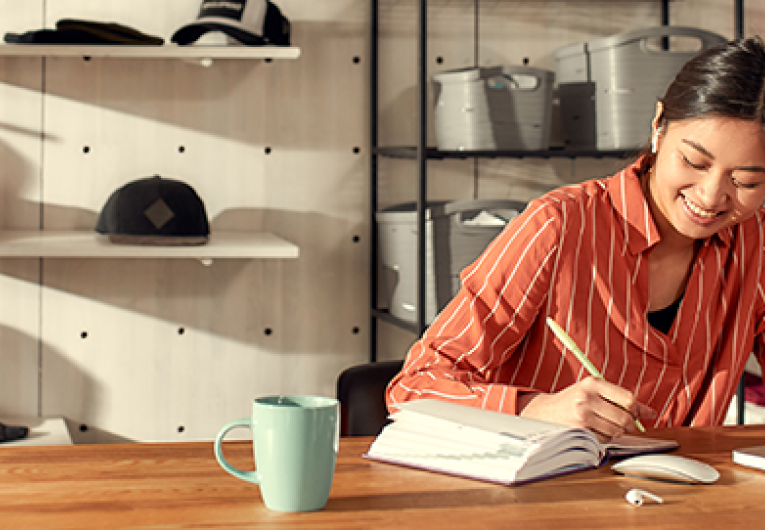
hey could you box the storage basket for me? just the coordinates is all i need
[377,199,525,324]
[555,26,726,150]
[433,65,554,151]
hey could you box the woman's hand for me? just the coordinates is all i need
[518,377,657,442]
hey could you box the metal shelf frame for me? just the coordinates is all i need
[369,0,748,401]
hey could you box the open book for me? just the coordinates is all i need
[365,399,679,485]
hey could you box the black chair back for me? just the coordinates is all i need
[336,360,404,437]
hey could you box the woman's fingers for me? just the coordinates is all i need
[519,376,656,442]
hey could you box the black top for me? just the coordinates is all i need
[647,296,683,335]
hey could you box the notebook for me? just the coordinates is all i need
[733,445,765,471]
[365,399,678,485]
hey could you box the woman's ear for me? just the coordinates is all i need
[651,102,665,153]
[651,101,664,134]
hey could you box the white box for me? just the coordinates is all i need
[555,26,726,150]
[433,65,554,151]
[378,200,524,325]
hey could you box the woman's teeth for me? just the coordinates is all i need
[684,196,718,218]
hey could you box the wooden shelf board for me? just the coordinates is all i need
[0,230,299,259]
[0,44,300,60]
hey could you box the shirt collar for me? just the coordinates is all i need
[606,157,732,256]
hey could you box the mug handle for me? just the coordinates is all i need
[213,418,260,484]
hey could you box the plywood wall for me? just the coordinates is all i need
[0,0,368,443]
[0,0,760,443]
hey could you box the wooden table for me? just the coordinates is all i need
[2,425,765,529]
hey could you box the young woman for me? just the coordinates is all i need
[386,36,765,441]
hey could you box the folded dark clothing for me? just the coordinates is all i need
[4,19,163,45]
[0,422,28,443]
[57,19,164,45]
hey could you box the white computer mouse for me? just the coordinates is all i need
[612,454,720,484]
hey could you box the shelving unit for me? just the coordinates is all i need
[369,0,746,382]
[369,1,648,360]
[370,0,749,425]
[0,44,301,263]
[0,5,365,444]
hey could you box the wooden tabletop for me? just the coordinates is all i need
[2,425,765,529]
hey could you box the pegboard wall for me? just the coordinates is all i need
[0,0,759,443]
[0,0,368,443]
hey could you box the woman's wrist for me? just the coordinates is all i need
[517,391,543,414]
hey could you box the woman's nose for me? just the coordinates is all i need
[695,170,731,207]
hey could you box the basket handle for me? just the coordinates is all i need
[442,199,526,217]
[487,73,540,91]
[634,26,726,55]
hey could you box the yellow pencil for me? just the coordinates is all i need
[546,317,646,433]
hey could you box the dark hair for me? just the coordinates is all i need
[633,37,765,169]
[660,36,765,125]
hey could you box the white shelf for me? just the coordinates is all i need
[0,230,299,259]
[0,44,300,60]
[0,416,72,447]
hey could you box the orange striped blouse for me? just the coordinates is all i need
[386,158,765,427]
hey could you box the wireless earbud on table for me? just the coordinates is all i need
[625,488,663,506]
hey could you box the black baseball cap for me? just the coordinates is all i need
[95,175,210,246]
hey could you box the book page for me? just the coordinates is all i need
[394,399,593,446]
[603,434,679,457]
[368,425,538,484]
[367,421,601,485]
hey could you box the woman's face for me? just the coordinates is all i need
[649,116,765,245]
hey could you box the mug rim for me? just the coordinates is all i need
[253,395,338,409]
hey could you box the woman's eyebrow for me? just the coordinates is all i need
[682,139,714,159]
[681,138,765,173]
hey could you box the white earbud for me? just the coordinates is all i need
[651,127,663,154]
[625,488,664,506]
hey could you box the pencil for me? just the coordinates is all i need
[546,317,646,433]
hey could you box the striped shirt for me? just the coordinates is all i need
[386,158,765,427]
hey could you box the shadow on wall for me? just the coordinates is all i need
[0,322,130,444]
[0,133,365,360]
[0,19,365,152]
[0,130,97,229]
[33,206,365,355]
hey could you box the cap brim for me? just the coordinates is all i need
[171,20,267,46]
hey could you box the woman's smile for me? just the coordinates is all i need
[680,194,722,222]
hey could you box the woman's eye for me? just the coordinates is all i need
[731,177,761,190]
[681,154,705,170]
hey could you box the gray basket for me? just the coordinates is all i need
[433,66,554,151]
[555,26,726,150]
[377,199,525,324]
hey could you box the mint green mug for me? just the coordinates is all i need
[214,395,339,512]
